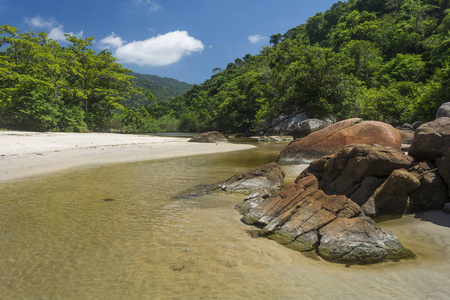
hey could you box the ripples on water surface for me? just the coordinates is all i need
[1,142,450,299]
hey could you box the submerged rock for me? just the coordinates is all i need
[236,175,414,264]
[217,162,286,194]
[278,118,402,164]
[188,131,228,143]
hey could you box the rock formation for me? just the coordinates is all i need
[437,147,450,198]
[299,144,448,216]
[236,175,414,264]
[217,162,286,193]
[188,131,228,143]
[408,117,450,162]
[278,118,402,164]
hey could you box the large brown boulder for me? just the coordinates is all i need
[361,169,420,216]
[408,117,450,162]
[217,162,285,193]
[408,161,449,211]
[188,131,228,143]
[236,175,414,264]
[278,118,402,164]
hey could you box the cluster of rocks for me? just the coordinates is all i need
[299,144,448,217]
[236,174,413,264]
[221,102,450,264]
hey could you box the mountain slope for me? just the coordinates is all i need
[123,73,193,108]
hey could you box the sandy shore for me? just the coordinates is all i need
[0,131,255,182]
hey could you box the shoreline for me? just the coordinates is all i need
[0,131,255,183]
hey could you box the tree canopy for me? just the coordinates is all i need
[2,0,449,134]
[0,25,152,132]
[162,0,450,133]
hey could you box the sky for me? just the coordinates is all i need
[0,0,339,84]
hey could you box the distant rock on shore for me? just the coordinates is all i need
[436,102,450,118]
[188,131,228,143]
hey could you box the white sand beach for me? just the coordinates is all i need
[0,131,255,182]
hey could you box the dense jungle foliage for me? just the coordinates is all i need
[156,0,450,133]
[1,0,449,133]
[0,25,158,132]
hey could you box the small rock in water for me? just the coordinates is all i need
[443,203,450,214]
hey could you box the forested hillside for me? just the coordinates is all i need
[160,0,449,133]
[1,0,449,134]
[122,73,193,108]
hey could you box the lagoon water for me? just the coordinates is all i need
[1,141,449,299]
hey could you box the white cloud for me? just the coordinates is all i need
[100,33,125,49]
[107,31,204,66]
[24,16,83,42]
[248,34,267,44]
[134,0,162,12]
[48,26,83,42]
[25,16,57,28]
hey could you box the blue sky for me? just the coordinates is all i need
[1,0,339,84]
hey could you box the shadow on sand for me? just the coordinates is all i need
[414,210,450,228]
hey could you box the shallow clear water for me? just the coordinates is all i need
[1,142,450,299]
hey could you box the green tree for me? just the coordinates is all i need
[0,25,151,132]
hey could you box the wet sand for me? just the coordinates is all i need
[0,131,255,182]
